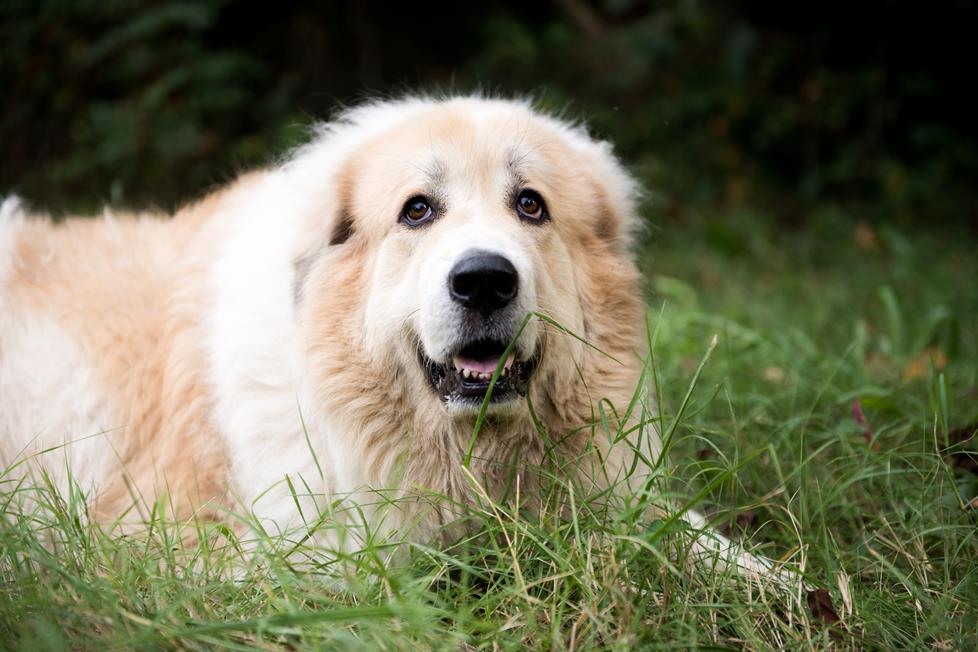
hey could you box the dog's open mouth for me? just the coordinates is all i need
[420,338,539,404]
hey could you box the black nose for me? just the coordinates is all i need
[448,250,519,314]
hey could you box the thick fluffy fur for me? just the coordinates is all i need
[2,98,689,558]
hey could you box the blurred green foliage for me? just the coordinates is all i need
[2,0,302,210]
[3,0,977,228]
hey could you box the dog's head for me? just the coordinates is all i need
[296,97,642,422]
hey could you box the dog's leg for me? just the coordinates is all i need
[682,508,808,591]
[684,509,774,575]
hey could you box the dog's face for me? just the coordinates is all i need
[306,99,637,420]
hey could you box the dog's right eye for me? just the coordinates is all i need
[401,196,435,227]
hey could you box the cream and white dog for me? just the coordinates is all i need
[0,96,777,576]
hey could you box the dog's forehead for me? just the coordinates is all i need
[344,106,574,221]
[391,107,565,177]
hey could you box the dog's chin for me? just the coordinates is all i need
[418,337,539,414]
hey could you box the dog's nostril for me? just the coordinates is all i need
[491,270,517,301]
[451,273,478,300]
[448,250,519,314]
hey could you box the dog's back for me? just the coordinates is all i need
[0,196,230,519]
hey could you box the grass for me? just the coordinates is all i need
[2,208,977,650]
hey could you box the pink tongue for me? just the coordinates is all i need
[454,352,515,375]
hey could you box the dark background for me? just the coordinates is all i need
[3,0,977,232]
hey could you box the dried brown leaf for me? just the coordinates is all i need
[901,347,948,381]
[807,588,841,625]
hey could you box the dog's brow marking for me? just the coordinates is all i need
[421,159,447,187]
[507,151,528,172]
[505,119,536,170]
[506,138,542,183]
[408,160,448,207]
[506,124,530,162]
[506,148,533,201]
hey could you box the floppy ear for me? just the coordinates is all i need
[327,162,358,246]
[294,171,357,305]
[591,182,622,243]
[328,212,354,246]
[294,209,357,306]
[581,139,642,251]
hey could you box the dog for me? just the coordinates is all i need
[0,96,780,578]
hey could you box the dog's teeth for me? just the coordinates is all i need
[461,369,470,379]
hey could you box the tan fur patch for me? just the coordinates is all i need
[3,185,252,520]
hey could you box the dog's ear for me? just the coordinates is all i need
[592,183,621,243]
[328,164,358,246]
[328,212,354,246]
[574,139,641,251]
[295,208,355,306]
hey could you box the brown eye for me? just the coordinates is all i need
[401,196,434,226]
[516,189,547,222]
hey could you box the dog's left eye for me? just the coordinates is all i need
[516,189,548,222]
[401,196,435,227]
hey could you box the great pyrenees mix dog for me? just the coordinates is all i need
[1,96,775,577]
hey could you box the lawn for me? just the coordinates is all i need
[1,208,976,650]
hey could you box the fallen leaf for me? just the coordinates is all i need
[807,588,841,625]
[696,448,716,461]
[902,348,948,381]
